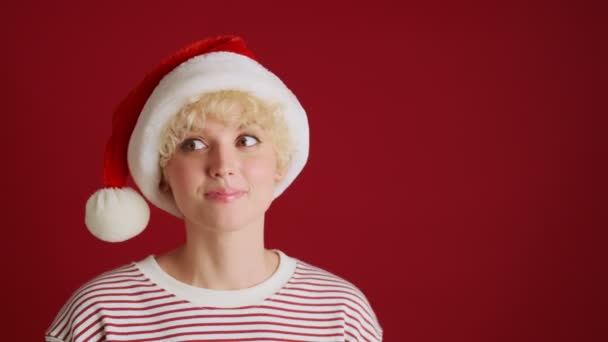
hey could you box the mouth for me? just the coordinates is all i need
[204,190,247,203]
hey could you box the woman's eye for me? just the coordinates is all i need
[181,138,207,151]
[238,135,260,147]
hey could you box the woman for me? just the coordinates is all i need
[46,35,383,342]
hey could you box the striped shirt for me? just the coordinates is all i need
[46,249,383,341]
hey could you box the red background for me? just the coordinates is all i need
[3,1,606,341]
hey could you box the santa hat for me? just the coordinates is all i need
[85,35,309,242]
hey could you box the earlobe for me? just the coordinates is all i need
[159,177,172,193]
[159,169,172,193]
[274,169,287,184]
[275,159,292,184]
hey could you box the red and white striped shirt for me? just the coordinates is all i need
[46,249,383,341]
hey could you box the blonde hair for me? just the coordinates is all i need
[158,90,293,183]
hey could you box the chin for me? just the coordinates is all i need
[179,198,270,230]
[191,210,260,231]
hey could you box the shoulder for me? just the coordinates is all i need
[45,260,145,342]
[288,257,384,341]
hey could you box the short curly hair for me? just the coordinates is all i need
[158,90,293,187]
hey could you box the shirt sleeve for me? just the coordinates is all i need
[343,286,384,341]
[45,287,81,342]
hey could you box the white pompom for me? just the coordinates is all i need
[85,187,150,242]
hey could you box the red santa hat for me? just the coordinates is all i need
[85,35,309,242]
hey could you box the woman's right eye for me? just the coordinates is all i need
[181,138,207,151]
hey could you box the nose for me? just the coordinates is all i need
[207,143,237,178]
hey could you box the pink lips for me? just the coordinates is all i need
[204,188,247,203]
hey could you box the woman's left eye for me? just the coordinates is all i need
[238,135,260,147]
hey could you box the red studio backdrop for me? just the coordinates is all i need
[2,1,605,341]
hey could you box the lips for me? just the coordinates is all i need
[204,188,247,203]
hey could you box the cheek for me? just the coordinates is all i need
[166,159,200,190]
[243,157,278,185]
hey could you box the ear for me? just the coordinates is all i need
[159,180,171,193]
[159,170,172,193]
[274,166,287,184]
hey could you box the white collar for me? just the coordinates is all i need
[135,249,296,308]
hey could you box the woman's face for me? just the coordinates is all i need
[163,117,286,231]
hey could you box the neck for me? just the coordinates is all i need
[158,215,279,290]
